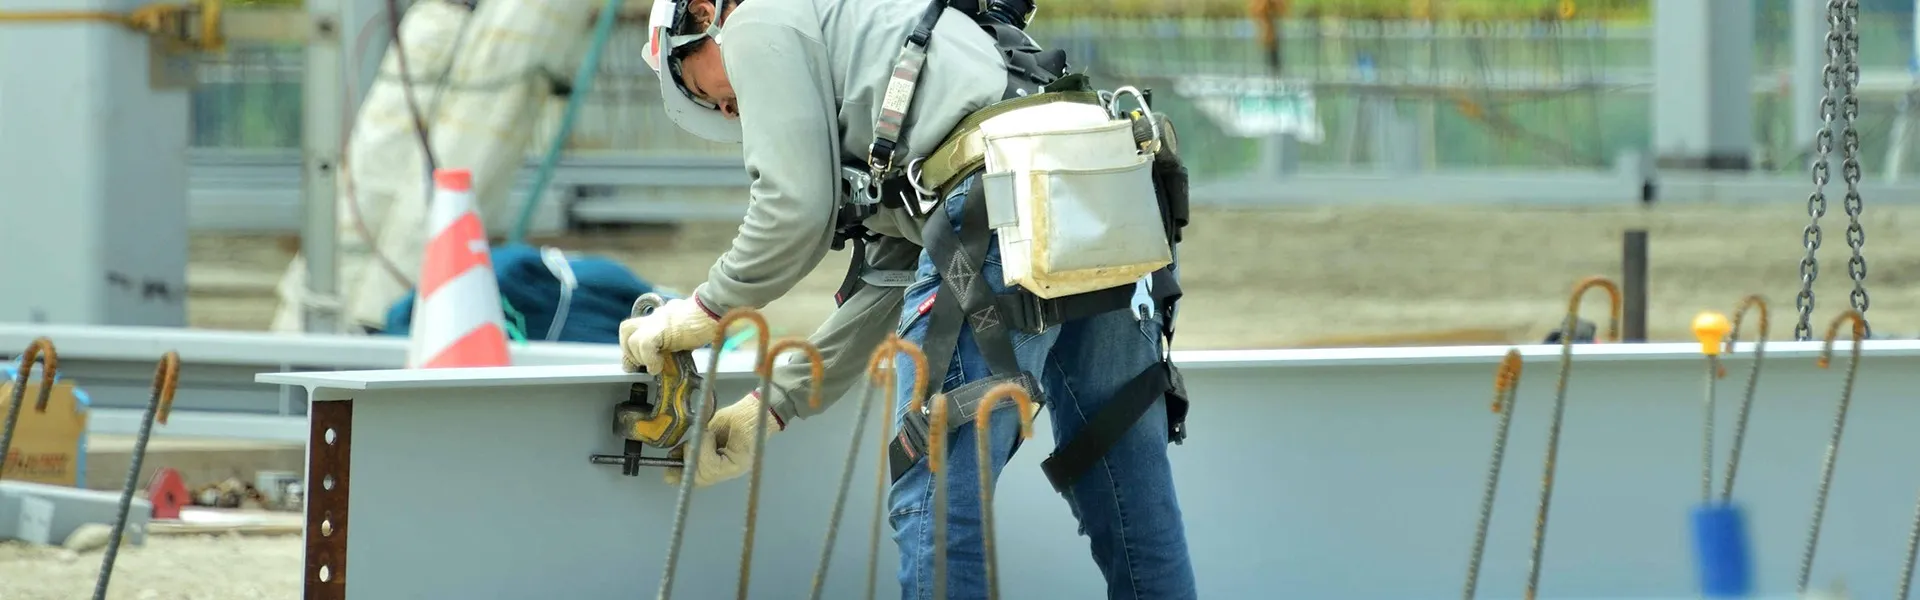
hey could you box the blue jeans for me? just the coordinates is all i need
[886,179,1197,600]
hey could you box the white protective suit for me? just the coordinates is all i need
[271,0,598,333]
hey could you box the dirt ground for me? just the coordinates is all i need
[188,203,1920,345]
[0,536,301,600]
[6,203,1917,599]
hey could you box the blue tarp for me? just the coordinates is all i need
[382,244,673,345]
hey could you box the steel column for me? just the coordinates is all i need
[1652,0,1755,170]
[0,0,190,326]
[302,0,345,334]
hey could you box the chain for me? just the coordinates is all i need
[1838,0,1872,339]
[1795,0,1845,342]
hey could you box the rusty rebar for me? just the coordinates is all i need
[1720,295,1770,501]
[1464,349,1523,600]
[1524,275,1620,600]
[736,338,822,600]
[659,308,769,600]
[0,337,58,482]
[808,335,928,600]
[909,390,954,600]
[1801,310,1864,595]
[976,382,1035,600]
[94,351,179,600]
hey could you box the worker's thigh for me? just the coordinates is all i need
[886,179,1195,600]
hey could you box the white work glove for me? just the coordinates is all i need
[664,392,782,488]
[619,297,720,373]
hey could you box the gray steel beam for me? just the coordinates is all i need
[302,0,345,334]
[0,481,151,546]
[257,340,1920,598]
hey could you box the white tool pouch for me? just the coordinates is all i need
[976,96,1172,299]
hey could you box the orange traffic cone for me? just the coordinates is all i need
[406,168,511,369]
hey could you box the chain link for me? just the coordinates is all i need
[1795,1,1845,342]
[1838,0,1871,338]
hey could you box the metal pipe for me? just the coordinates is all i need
[975,381,1035,600]
[1798,309,1867,595]
[1463,349,1523,600]
[658,308,769,600]
[92,351,179,600]
[1622,230,1649,342]
[1524,275,1621,600]
[737,338,822,600]
[0,337,58,482]
[809,335,928,600]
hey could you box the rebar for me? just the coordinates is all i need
[1524,275,1620,600]
[808,335,927,600]
[0,337,58,482]
[658,308,769,600]
[1463,349,1523,600]
[908,390,954,600]
[1720,296,1770,501]
[975,381,1035,600]
[737,338,822,600]
[93,351,179,600]
[1798,309,1866,595]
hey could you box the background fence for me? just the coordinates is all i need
[188,1,1920,181]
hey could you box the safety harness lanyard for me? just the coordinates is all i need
[866,0,951,189]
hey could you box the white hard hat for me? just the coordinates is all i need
[645,0,742,143]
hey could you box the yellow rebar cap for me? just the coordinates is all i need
[1693,311,1732,356]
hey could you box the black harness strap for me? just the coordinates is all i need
[919,179,1021,387]
[887,371,1041,482]
[1039,267,1186,493]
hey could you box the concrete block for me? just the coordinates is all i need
[0,481,150,547]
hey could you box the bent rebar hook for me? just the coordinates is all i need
[1524,275,1620,600]
[910,390,955,600]
[93,351,179,600]
[1799,310,1865,595]
[1463,349,1523,600]
[976,382,1036,600]
[659,308,770,600]
[808,335,928,600]
[1720,295,1770,501]
[735,337,823,600]
[0,337,58,482]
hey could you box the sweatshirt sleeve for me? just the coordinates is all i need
[691,19,841,315]
[761,236,919,424]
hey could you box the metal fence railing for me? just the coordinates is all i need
[187,12,1920,178]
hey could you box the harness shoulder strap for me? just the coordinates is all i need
[866,0,951,183]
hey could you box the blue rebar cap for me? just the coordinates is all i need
[1692,502,1754,598]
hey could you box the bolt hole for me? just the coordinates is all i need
[320,518,332,536]
[324,428,336,445]
[318,565,331,582]
[323,475,334,490]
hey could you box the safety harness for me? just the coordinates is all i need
[828,0,1194,495]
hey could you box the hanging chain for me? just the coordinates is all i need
[1795,0,1845,342]
[1838,0,1872,339]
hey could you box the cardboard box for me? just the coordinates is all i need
[0,367,89,488]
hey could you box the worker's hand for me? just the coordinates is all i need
[619,297,720,373]
[663,392,781,488]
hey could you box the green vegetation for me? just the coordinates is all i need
[1045,0,1650,21]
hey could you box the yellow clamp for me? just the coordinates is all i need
[0,0,226,52]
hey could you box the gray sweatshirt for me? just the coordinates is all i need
[689,0,1008,423]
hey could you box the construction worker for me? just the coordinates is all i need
[621,0,1196,597]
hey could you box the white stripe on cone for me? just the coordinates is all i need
[407,168,510,369]
[409,266,508,365]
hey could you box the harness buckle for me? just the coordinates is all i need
[903,157,939,217]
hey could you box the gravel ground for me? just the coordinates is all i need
[11,202,1916,599]
[0,536,300,600]
[188,203,1920,345]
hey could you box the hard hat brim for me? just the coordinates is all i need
[656,58,743,144]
